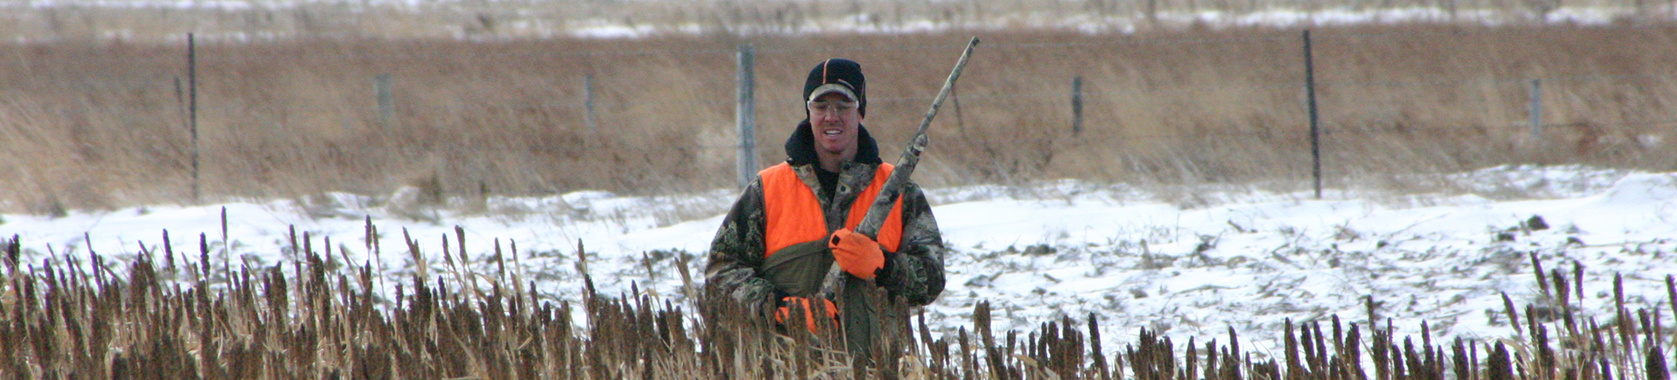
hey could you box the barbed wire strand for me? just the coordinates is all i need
[21,68,1675,116]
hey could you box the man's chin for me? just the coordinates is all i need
[817,146,851,157]
[816,141,847,153]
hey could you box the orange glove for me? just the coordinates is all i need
[774,296,838,333]
[828,228,885,280]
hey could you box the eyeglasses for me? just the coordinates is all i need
[807,99,858,114]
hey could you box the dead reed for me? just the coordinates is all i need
[1,224,1671,379]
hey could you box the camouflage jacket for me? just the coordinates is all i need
[704,122,947,321]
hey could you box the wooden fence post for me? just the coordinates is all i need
[1302,29,1322,200]
[735,44,757,189]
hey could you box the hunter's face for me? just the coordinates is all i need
[807,92,862,158]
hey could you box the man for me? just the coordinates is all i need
[703,58,947,359]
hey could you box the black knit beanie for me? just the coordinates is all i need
[802,58,867,117]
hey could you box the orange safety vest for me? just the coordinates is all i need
[760,162,905,257]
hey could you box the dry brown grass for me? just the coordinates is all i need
[2,22,1677,213]
[2,230,1672,378]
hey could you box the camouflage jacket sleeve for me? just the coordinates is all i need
[702,179,779,320]
[875,181,947,306]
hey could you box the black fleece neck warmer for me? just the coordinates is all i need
[784,119,883,167]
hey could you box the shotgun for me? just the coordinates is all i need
[819,37,979,300]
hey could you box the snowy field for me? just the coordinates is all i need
[563,6,1656,38]
[3,0,1670,42]
[3,165,1673,357]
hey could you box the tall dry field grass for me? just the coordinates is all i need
[1,230,1672,378]
[2,23,1677,213]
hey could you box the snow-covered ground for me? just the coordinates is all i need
[4,0,1669,42]
[3,165,1673,357]
[567,6,1653,38]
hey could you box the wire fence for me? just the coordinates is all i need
[5,25,1677,205]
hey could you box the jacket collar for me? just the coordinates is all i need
[784,119,883,167]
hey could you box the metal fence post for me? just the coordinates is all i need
[376,73,394,128]
[1529,79,1542,143]
[1303,29,1322,200]
[1071,76,1084,136]
[585,74,598,132]
[188,32,201,204]
[952,85,965,133]
[735,44,757,189]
